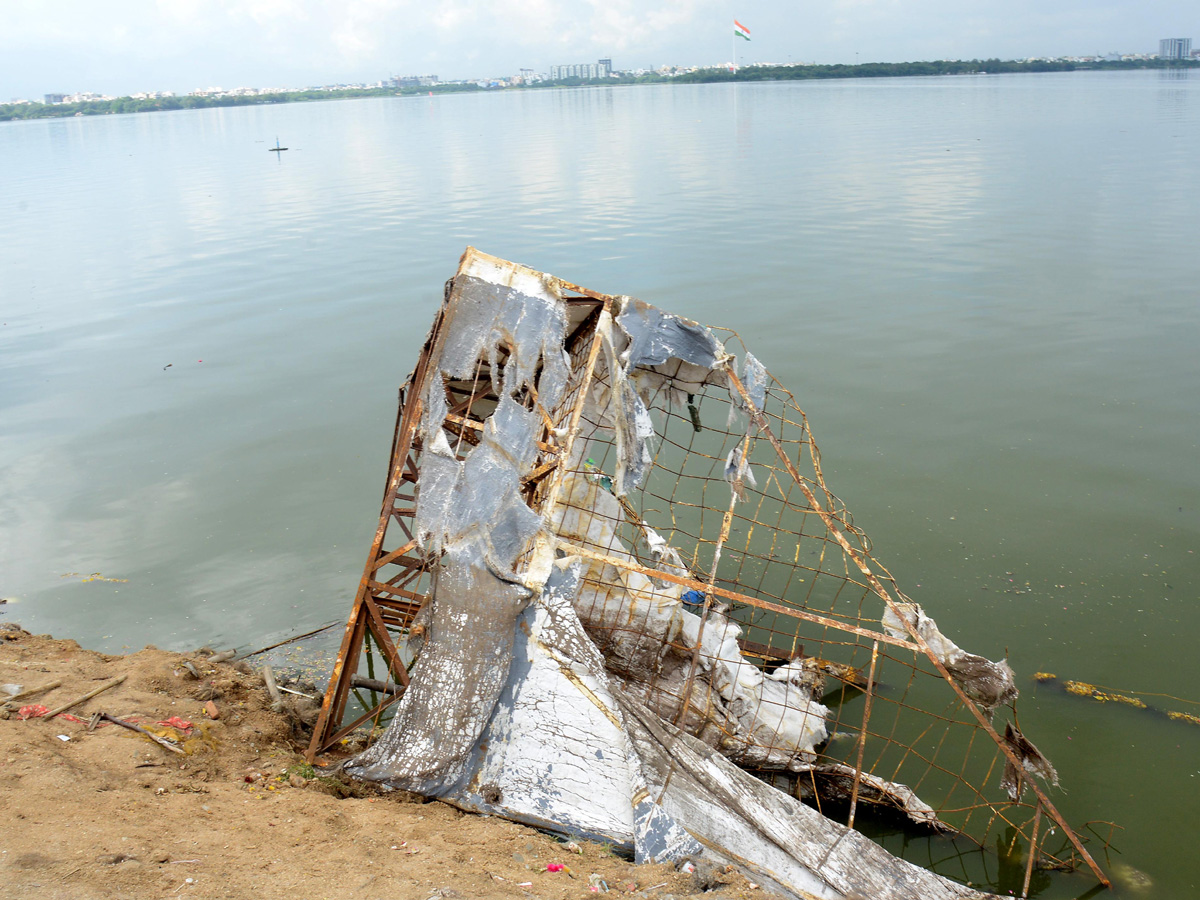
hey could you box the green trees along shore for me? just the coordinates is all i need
[5,58,1197,122]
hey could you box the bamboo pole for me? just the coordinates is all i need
[43,676,126,719]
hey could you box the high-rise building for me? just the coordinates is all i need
[391,75,438,88]
[550,60,613,81]
[1159,38,1192,59]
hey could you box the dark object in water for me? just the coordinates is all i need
[687,394,703,432]
[269,137,288,152]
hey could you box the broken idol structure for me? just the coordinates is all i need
[307,248,1110,900]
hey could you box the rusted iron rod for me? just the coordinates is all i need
[308,308,443,761]
[372,540,424,573]
[676,431,749,726]
[556,539,918,652]
[351,675,404,695]
[317,690,406,754]
[443,412,557,453]
[847,640,880,830]
[363,599,410,687]
[367,580,426,603]
[536,301,612,529]
[1021,805,1042,899]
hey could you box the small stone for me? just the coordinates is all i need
[203,700,219,719]
[96,853,137,865]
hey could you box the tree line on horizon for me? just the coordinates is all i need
[5,57,1197,121]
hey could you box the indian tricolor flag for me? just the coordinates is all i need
[734,19,750,41]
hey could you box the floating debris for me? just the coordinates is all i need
[60,572,129,584]
[1034,672,1200,725]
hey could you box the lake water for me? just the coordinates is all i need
[2,71,1198,897]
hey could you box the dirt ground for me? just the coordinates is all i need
[0,627,779,900]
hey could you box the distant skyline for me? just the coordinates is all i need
[2,0,1195,99]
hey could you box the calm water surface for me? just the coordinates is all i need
[2,71,1198,897]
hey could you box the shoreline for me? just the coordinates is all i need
[5,57,1197,123]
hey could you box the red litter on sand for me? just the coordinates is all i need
[546,863,567,873]
[18,705,83,722]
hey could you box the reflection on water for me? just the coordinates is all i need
[1,71,1198,898]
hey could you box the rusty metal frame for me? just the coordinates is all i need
[308,247,1108,893]
[307,248,613,760]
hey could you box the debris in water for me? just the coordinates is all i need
[310,248,1111,899]
[1000,723,1059,802]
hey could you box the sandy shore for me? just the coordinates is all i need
[0,627,775,900]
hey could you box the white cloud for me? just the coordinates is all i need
[0,0,1192,98]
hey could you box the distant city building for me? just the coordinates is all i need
[550,60,614,81]
[1159,38,1192,59]
[43,91,115,104]
[392,75,439,88]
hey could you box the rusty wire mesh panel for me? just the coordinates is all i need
[528,321,1105,883]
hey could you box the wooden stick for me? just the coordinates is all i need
[262,666,282,704]
[1,680,62,706]
[43,676,126,718]
[208,649,236,664]
[241,621,340,659]
[99,712,185,755]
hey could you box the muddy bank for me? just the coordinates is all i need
[0,627,773,900]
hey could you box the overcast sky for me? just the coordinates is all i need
[2,0,1195,99]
